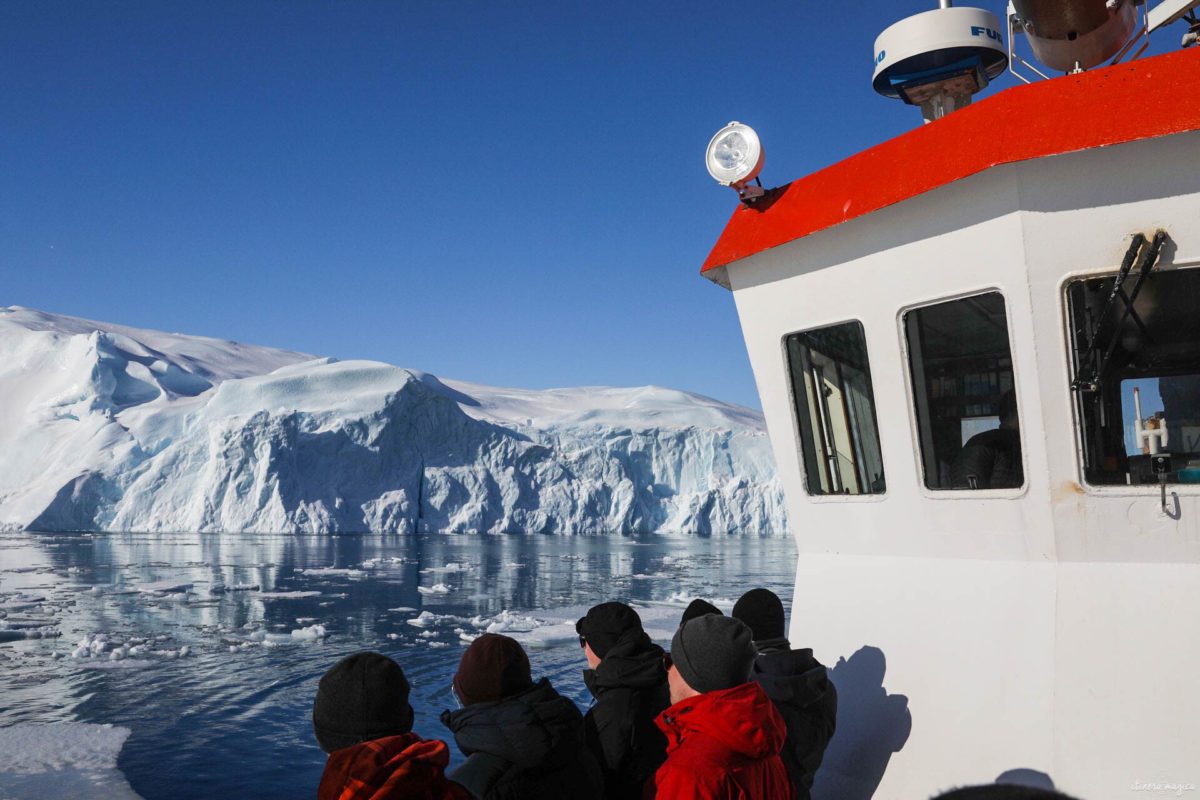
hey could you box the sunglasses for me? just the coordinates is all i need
[662,653,674,671]
[579,635,587,648]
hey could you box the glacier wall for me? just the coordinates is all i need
[0,307,787,534]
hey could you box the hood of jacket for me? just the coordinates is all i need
[583,629,666,696]
[441,678,583,769]
[655,681,786,761]
[318,733,461,800]
[752,647,833,709]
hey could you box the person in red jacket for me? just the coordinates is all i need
[654,614,793,800]
[312,651,470,800]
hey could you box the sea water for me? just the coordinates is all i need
[0,531,795,800]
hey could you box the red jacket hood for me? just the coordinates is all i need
[318,733,469,800]
[655,682,787,761]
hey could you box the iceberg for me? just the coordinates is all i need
[0,306,787,534]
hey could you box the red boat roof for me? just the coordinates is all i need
[702,46,1200,280]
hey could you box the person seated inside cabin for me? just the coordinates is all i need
[951,390,1023,490]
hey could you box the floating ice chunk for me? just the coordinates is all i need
[0,627,61,642]
[387,606,416,613]
[387,633,400,640]
[72,633,110,658]
[503,562,524,568]
[209,583,260,594]
[136,581,192,594]
[468,610,539,635]
[660,556,676,566]
[255,590,321,599]
[406,611,440,627]
[296,568,365,578]
[630,572,668,580]
[420,563,467,574]
[417,583,451,595]
[0,593,47,611]
[291,624,328,641]
[361,557,408,568]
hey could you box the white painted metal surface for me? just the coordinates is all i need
[724,130,1200,798]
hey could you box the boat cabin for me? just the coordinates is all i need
[704,43,1200,799]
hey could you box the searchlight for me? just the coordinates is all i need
[705,122,766,204]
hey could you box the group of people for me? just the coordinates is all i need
[311,589,1076,800]
[311,587,835,799]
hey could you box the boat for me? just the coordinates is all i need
[702,2,1200,797]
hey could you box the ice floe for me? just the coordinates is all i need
[296,567,365,578]
[0,722,144,799]
[420,563,468,574]
[136,580,193,594]
[290,623,328,641]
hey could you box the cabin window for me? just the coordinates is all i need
[1066,266,1200,486]
[904,292,1022,491]
[784,321,885,495]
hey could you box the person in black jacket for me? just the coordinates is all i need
[441,633,603,800]
[732,588,838,800]
[576,601,670,799]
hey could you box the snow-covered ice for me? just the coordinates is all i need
[0,723,144,799]
[0,306,786,534]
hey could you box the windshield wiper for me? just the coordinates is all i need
[1072,229,1167,393]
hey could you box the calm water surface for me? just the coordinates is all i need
[0,531,796,800]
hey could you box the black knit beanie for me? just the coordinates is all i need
[670,614,756,694]
[732,588,786,642]
[452,633,532,706]
[312,651,414,753]
[680,598,723,626]
[576,601,643,658]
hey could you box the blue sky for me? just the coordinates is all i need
[1,2,1185,409]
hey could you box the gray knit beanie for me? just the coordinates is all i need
[670,614,756,694]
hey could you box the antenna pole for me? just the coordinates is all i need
[939,0,953,6]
